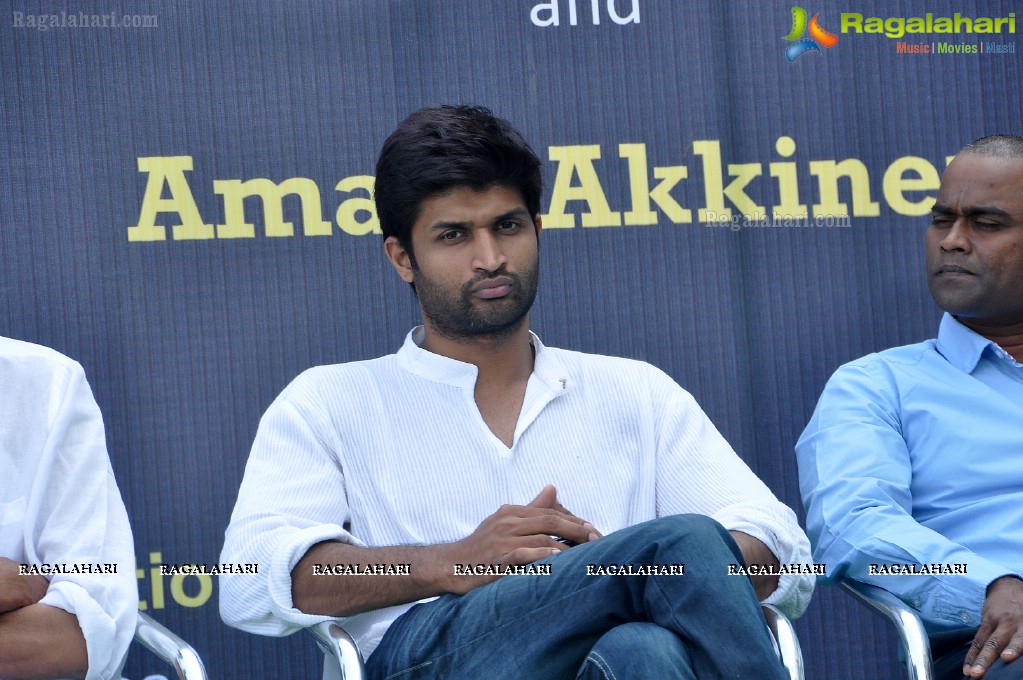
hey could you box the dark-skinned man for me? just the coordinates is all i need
[798,134,1023,680]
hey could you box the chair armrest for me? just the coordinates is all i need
[134,611,209,680]
[311,620,367,680]
[763,604,804,680]
[841,579,933,680]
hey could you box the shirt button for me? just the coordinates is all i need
[912,599,922,607]
[961,612,971,623]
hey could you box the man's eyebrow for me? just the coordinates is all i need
[930,202,1011,217]
[492,208,531,223]
[427,208,531,232]
[964,205,1011,218]
[427,219,470,233]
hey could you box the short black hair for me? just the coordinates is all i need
[959,134,1023,159]
[374,105,543,259]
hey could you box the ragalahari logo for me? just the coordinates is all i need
[783,6,839,61]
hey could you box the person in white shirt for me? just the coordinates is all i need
[220,104,812,680]
[0,337,137,680]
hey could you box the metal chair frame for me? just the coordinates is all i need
[133,611,209,680]
[311,605,805,680]
[841,579,934,680]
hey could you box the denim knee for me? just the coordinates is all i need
[632,513,734,551]
[655,513,728,539]
[577,623,692,680]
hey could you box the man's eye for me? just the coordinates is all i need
[497,220,521,232]
[974,221,1001,230]
[440,230,465,242]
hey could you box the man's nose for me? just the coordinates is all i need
[472,231,506,272]
[939,218,971,252]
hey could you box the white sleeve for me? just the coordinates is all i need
[220,373,363,636]
[24,360,137,680]
[650,368,814,619]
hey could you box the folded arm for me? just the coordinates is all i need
[0,557,88,679]
[292,485,600,617]
[220,381,601,631]
[0,603,89,680]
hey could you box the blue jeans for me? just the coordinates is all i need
[366,514,786,680]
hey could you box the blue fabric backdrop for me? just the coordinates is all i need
[2,1,1020,677]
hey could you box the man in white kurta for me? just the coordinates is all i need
[221,327,813,652]
[0,337,137,680]
[221,104,813,680]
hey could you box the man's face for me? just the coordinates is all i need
[386,185,540,341]
[926,154,1023,326]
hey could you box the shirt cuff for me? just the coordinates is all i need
[40,580,134,680]
[267,523,366,629]
[930,558,1018,629]
[718,516,814,620]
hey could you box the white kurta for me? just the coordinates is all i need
[221,328,812,659]
[0,336,137,680]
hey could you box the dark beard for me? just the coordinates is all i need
[414,263,538,342]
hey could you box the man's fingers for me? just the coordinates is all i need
[966,628,1014,678]
[526,484,558,508]
[490,494,601,546]
[464,506,591,564]
[506,546,562,565]
[517,514,596,544]
[499,500,598,538]
[967,575,1023,676]
[548,502,602,540]
[966,619,995,668]
[1002,630,1023,663]
[524,487,602,540]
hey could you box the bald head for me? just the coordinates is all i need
[958,134,1023,160]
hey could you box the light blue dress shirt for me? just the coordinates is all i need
[797,313,1023,633]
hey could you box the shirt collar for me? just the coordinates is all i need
[936,312,1020,373]
[396,326,567,392]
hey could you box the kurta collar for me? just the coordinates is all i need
[395,326,570,394]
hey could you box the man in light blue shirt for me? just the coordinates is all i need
[797,134,1023,680]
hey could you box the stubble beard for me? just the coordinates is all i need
[414,263,539,344]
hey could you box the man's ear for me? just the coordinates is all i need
[533,214,542,237]
[384,236,415,284]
